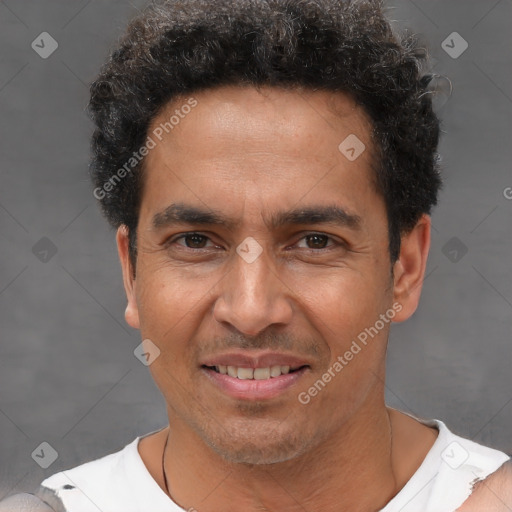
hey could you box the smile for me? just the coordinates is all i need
[205,364,304,380]
[201,362,309,401]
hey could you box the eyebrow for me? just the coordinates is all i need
[151,202,362,231]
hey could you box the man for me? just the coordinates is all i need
[2,0,510,510]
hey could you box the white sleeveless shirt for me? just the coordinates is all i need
[39,419,510,512]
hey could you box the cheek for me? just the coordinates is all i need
[134,266,208,353]
[135,272,203,400]
[138,256,214,309]
[289,263,392,393]
[291,266,387,330]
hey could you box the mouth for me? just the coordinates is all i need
[200,354,311,400]
[203,364,307,380]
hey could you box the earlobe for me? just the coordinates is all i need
[116,225,140,330]
[392,215,431,323]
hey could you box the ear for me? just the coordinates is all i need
[391,214,431,323]
[116,225,140,329]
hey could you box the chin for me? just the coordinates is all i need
[199,419,314,465]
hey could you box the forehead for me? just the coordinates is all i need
[148,85,373,155]
[140,85,378,223]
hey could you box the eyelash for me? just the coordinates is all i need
[165,231,344,252]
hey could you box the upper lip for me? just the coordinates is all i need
[200,350,311,369]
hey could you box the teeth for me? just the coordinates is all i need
[253,367,270,380]
[237,367,254,380]
[214,365,296,379]
[270,365,282,377]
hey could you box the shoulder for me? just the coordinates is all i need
[0,434,156,512]
[41,437,138,491]
[457,460,512,511]
[0,491,64,511]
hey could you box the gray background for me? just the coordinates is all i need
[0,0,511,498]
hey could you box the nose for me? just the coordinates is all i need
[213,243,293,336]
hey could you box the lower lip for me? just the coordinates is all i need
[202,366,308,401]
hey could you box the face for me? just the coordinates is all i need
[117,85,426,465]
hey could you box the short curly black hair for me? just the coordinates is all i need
[89,0,442,269]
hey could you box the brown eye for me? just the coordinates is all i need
[181,234,208,248]
[307,234,328,249]
[299,234,332,249]
[163,232,223,258]
[170,233,213,249]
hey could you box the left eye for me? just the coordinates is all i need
[296,234,335,250]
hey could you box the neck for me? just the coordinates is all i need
[162,393,410,512]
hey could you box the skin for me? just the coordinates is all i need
[458,463,512,511]
[115,85,510,511]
